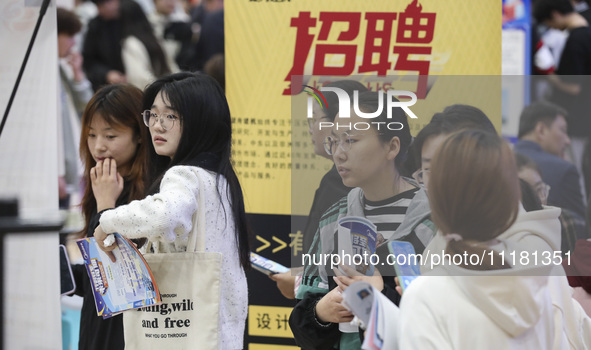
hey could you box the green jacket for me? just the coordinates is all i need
[291,186,436,350]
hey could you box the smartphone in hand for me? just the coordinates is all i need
[387,241,420,293]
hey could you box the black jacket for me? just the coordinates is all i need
[72,210,125,350]
[82,17,125,91]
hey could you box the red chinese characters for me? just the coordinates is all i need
[283,0,436,97]
[313,12,361,76]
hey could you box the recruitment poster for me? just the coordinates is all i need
[226,0,501,216]
[225,1,501,347]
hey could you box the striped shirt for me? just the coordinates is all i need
[364,188,419,244]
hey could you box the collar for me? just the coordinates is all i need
[515,139,543,152]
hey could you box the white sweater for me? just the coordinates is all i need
[415,205,591,349]
[121,36,179,90]
[100,166,247,349]
[399,261,557,350]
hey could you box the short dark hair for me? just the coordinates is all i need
[514,152,542,174]
[517,101,567,138]
[434,104,496,133]
[533,0,575,23]
[91,0,114,5]
[204,54,225,91]
[519,178,544,212]
[57,7,82,36]
[409,104,495,170]
[354,91,412,168]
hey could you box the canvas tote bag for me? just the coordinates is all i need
[124,172,222,349]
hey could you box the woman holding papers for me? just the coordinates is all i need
[270,79,364,299]
[289,91,435,350]
[93,72,251,350]
[72,84,151,350]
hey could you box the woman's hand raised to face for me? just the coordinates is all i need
[91,158,124,212]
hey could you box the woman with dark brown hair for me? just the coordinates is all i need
[290,91,436,349]
[71,83,154,350]
[120,0,179,89]
[398,129,562,349]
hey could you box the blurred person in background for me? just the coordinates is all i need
[515,152,587,254]
[519,177,545,212]
[189,0,222,29]
[119,0,179,89]
[73,0,98,49]
[57,7,94,209]
[534,0,591,186]
[203,53,224,90]
[514,101,586,219]
[83,0,126,91]
[515,153,551,205]
[192,4,223,70]
[148,0,195,70]
[573,0,591,23]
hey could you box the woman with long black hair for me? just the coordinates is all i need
[94,72,251,349]
[119,0,179,89]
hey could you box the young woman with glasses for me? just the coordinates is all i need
[290,91,436,350]
[514,152,586,255]
[407,104,496,190]
[72,83,151,350]
[93,72,251,349]
[270,80,366,300]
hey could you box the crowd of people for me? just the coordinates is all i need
[54,0,591,348]
[284,86,591,349]
[58,0,225,210]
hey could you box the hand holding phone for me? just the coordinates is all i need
[387,241,420,293]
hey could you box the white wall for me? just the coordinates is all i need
[0,0,62,348]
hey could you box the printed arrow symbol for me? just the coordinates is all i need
[256,235,270,252]
[272,236,287,253]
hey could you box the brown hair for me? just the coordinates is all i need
[77,84,150,239]
[204,54,225,91]
[57,7,82,36]
[429,129,521,270]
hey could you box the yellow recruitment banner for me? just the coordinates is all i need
[226,0,501,215]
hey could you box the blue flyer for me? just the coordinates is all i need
[77,233,161,318]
